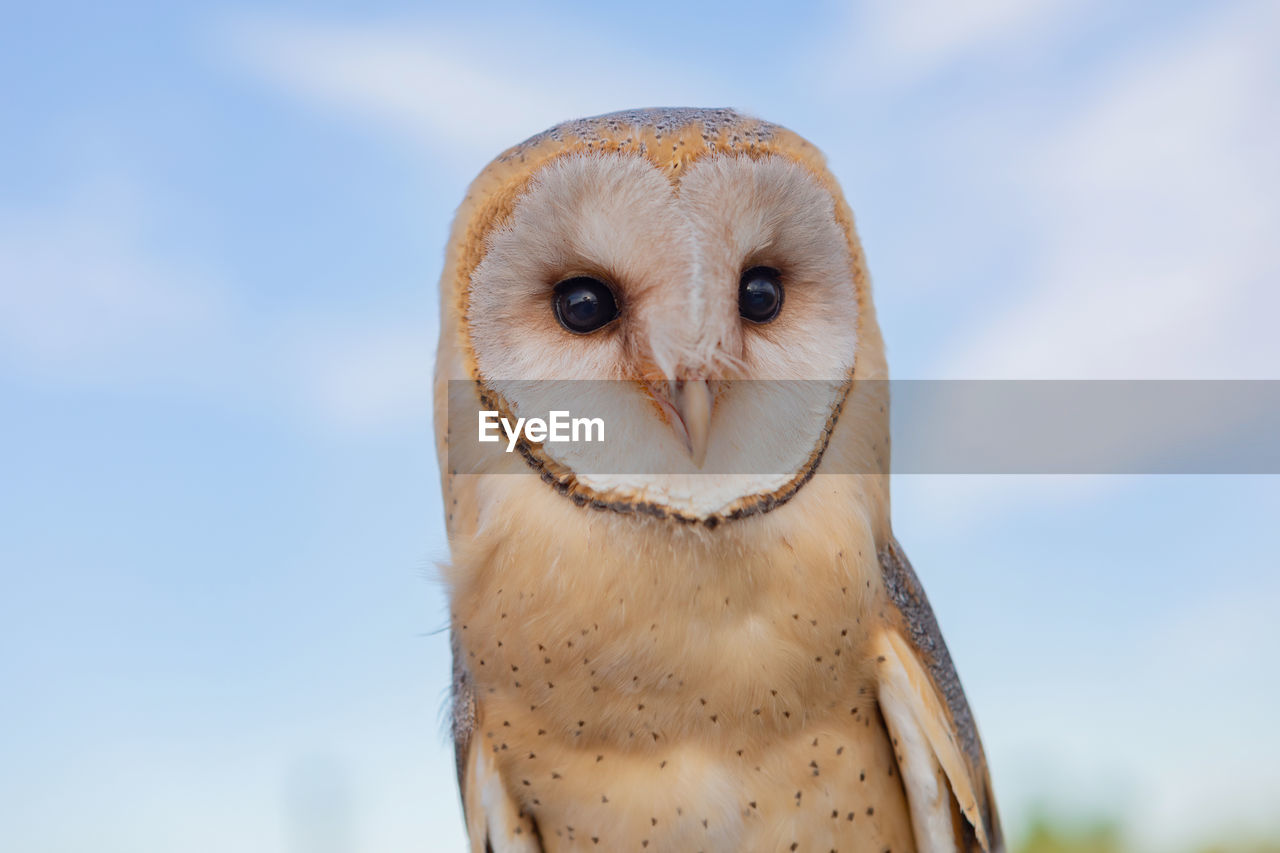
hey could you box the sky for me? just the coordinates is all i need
[2,1,1278,851]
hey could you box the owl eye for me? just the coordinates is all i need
[739,267,783,323]
[552,276,620,334]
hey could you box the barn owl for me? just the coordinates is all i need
[434,108,1001,852]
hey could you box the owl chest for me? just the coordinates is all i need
[454,519,912,846]
[457,520,890,735]
[460,567,882,739]
[475,676,916,852]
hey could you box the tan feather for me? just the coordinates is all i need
[878,631,987,852]
[877,541,1004,852]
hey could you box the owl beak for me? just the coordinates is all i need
[671,378,713,468]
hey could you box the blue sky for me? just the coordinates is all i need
[2,1,1278,850]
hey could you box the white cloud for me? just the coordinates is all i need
[0,177,438,435]
[946,0,1280,378]
[225,20,566,158]
[283,311,437,433]
[221,16,724,168]
[840,0,1085,83]
[0,181,227,383]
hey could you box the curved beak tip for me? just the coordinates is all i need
[674,379,713,468]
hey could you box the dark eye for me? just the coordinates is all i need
[552,276,620,334]
[739,266,783,323]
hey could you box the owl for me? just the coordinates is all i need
[434,108,1001,853]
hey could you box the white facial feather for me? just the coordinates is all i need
[677,154,858,381]
[469,153,683,382]
[466,152,860,518]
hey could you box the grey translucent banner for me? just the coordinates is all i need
[446,380,1280,475]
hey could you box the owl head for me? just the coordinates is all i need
[436,108,889,529]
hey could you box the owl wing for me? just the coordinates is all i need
[874,538,1004,853]
[452,633,545,852]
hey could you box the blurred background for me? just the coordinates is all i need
[2,1,1278,850]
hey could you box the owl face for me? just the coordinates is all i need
[450,112,868,524]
